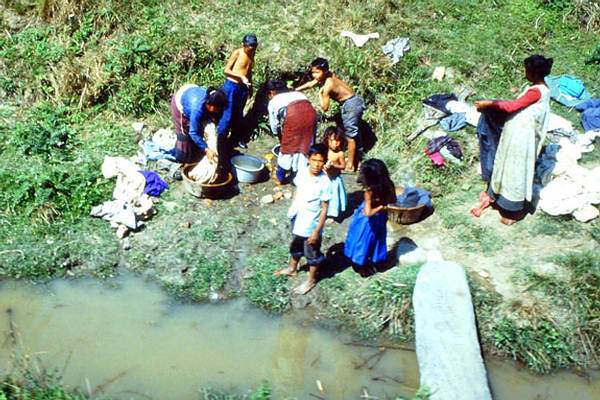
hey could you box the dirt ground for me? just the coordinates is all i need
[126,129,597,314]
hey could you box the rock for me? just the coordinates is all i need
[121,238,132,250]
[413,261,492,400]
[182,221,191,228]
[261,194,274,204]
[283,191,292,199]
[272,191,283,201]
[132,122,146,133]
[116,224,130,239]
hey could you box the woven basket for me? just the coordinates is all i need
[182,163,233,199]
[387,186,427,225]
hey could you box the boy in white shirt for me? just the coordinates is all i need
[274,144,331,294]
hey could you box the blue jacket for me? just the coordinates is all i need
[181,86,210,151]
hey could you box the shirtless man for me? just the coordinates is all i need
[218,33,258,152]
[296,57,365,172]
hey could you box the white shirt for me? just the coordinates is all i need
[287,165,331,237]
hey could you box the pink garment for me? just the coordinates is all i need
[425,148,444,166]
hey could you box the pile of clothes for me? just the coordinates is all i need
[90,156,169,238]
[536,134,600,222]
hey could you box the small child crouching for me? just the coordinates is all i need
[274,144,331,295]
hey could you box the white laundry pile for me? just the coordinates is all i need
[340,31,380,47]
[188,122,218,183]
[90,156,154,237]
[537,135,600,222]
[445,100,481,126]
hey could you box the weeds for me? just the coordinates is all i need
[243,245,290,313]
[321,264,422,341]
[164,255,231,302]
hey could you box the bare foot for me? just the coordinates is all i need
[501,217,517,226]
[470,195,492,217]
[294,280,317,295]
[273,267,297,277]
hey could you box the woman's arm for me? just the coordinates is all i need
[495,87,541,113]
[362,190,386,217]
[475,87,541,113]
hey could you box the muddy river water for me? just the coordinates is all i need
[1,272,598,399]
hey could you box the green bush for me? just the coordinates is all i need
[9,101,78,157]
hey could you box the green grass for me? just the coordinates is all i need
[243,245,290,313]
[320,264,422,341]
[487,250,600,372]
[164,255,231,302]
[1,0,599,376]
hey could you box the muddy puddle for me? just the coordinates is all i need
[1,272,598,399]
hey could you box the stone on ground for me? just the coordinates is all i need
[413,261,492,400]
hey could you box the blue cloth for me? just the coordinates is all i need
[218,79,249,140]
[422,94,457,114]
[138,170,169,196]
[327,175,347,218]
[181,86,210,151]
[141,139,176,161]
[477,107,507,182]
[393,187,433,210]
[575,99,600,132]
[545,75,591,107]
[440,113,467,132]
[344,201,387,266]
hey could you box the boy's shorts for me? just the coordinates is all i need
[290,235,325,265]
[340,96,365,139]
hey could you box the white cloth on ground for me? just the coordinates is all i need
[537,137,600,221]
[381,38,410,65]
[445,100,481,126]
[101,156,146,202]
[340,31,379,47]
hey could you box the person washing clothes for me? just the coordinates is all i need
[296,57,365,173]
[266,79,317,184]
[471,55,553,225]
[170,84,228,180]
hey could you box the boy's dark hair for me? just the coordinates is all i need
[243,33,258,47]
[205,86,228,110]
[311,57,329,71]
[358,159,396,205]
[265,79,290,93]
[524,55,553,80]
[307,143,328,159]
[322,126,347,150]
